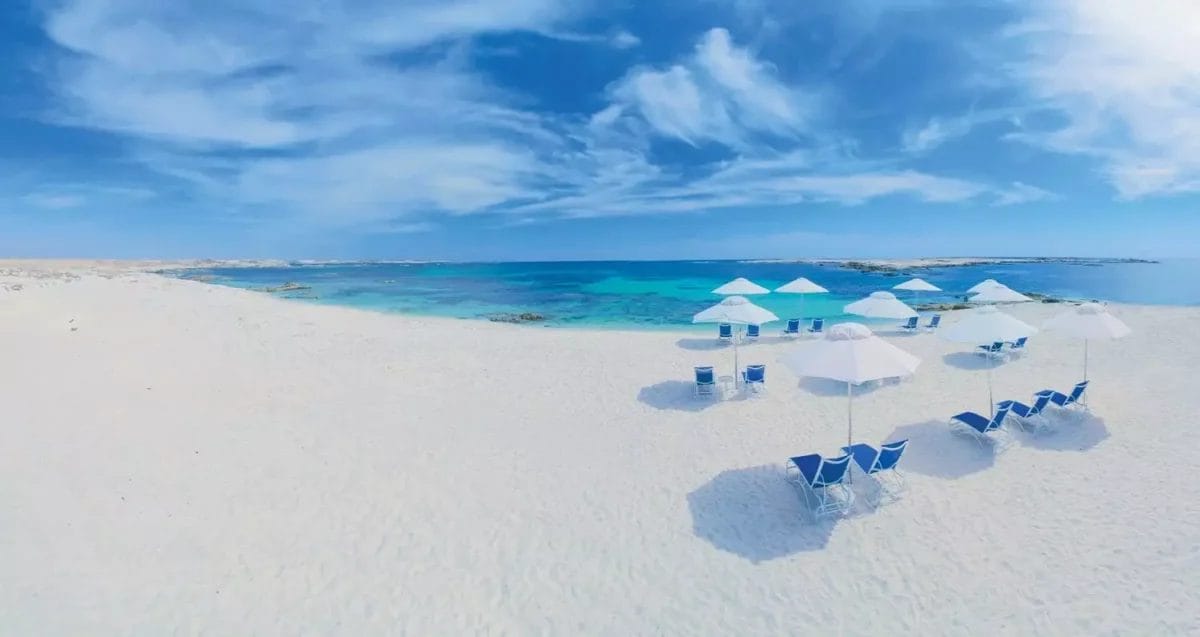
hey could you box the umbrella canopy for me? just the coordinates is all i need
[694,296,779,385]
[712,277,770,295]
[693,295,779,326]
[969,285,1032,303]
[775,277,829,294]
[781,322,921,451]
[940,305,1038,344]
[844,291,918,320]
[967,278,1003,294]
[1043,302,1131,381]
[893,277,942,292]
[781,322,921,384]
[1043,303,1131,340]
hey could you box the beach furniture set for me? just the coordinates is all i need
[950,380,1089,444]
[786,439,909,518]
[977,336,1028,359]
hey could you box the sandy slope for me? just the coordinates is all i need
[1,266,1197,635]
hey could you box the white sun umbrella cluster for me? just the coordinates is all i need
[940,305,1039,415]
[774,277,828,319]
[693,295,779,384]
[781,323,921,449]
[1043,303,1131,381]
[844,291,918,320]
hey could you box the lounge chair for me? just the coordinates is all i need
[842,440,908,505]
[925,314,941,330]
[1035,381,1089,411]
[742,364,765,392]
[786,453,855,519]
[694,366,715,398]
[807,318,824,335]
[977,341,1004,358]
[949,403,1013,447]
[1007,336,1028,353]
[782,318,801,337]
[899,316,919,331]
[744,324,760,342]
[718,323,733,343]
[997,392,1055,432]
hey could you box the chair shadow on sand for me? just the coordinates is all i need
[637,381,747,412]
[687,465,838,562]
[941,352,1006,371]
[1015,411,1110,452]
[884,419,998,479]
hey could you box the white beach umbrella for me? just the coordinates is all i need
[893,277,941,292]
[1042,302,1131,381]
[693,296,780,385]
[893,277,942,308]
[967,279,1004,294]
[844,291,918,320]
[941,305,1039,415]
[712,277,770,295]
[781,322,921,449]
[774,277,829,320]
[970,285,1033,304]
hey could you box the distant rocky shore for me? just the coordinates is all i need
[821,256,1157,274]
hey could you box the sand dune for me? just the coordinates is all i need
[1,265,1197,634]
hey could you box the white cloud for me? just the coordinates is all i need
[992,181,1055,206]
[1007,0,1200,198]
[23,193,86,210]
[601,28,810,147]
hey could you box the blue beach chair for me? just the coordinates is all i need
[782,318,801,337]
[899,316,919,331]
[717,323,733,343]
[949,403,1013,447]
[925,314,941,330]
[742,364,765,392]
[998,392,1055,433]
[843,440,909,505]
[786,453,855,519]
[1007,336,1028,353]
[694,366,715,398]
[744,324,760,342]
[807,318,824,336]
[977,341,1004,358]
[1036,381,1089,411]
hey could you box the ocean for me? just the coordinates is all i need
[173,259,1200,329]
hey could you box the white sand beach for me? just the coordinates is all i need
[2,262,1198,635]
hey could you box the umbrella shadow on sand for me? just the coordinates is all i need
[675,337,729,352]
[884,419,998,479]
[1015,412,1110,452]
[687,465,838,561]
[637,381,747,412]
[942,352,1007,371]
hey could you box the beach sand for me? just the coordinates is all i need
[2,262,1197,634]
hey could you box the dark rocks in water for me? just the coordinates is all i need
[1025,292,1064,303]
[841,261,895,274]
[914,302,972,312]
[264,281,312,293]
[486,312,547,324]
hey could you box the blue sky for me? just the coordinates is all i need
[2,0,1198,260]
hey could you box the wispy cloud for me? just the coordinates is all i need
[1004,0,1200,198]
[34,1,1050,231]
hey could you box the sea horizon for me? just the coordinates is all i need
[172,257,1200,329]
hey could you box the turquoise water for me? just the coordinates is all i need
[174,259,1199,329]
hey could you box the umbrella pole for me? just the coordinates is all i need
[733,327,740,387]
[847,381,854,484]
[987,355,995,418]
[1083,338,1089,382]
